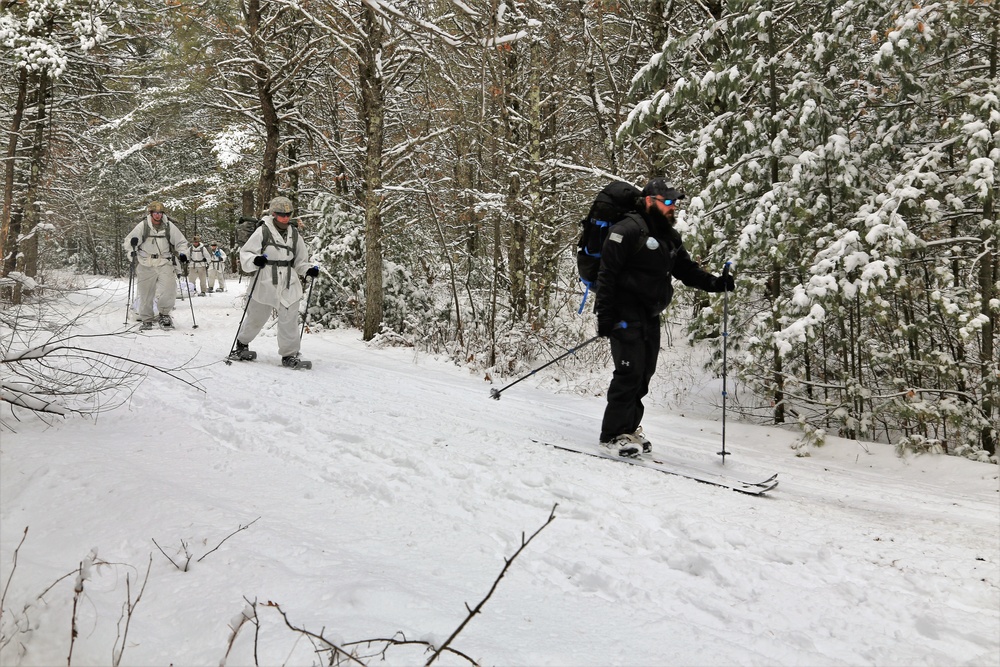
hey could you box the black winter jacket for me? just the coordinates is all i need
[594,212,718,329]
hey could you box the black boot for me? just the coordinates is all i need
[230,340,256,361]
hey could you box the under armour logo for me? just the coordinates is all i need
[621,360,630,367]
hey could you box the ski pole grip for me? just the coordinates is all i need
[131,237,138,247]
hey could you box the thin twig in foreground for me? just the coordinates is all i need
[198,517,260,563]
[266,601,367,667]
[425,503,558,667]
[0,527,27,626]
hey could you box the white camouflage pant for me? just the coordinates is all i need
[236,298,301,358]
[188,264,208,293]
[135,262,176,322]
[208,265,226,291]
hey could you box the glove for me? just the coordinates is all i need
[130,237,138,248]
[178,253,188,263]
[253,254,268,267]
[305,265,320,278]
[713,273,735,292]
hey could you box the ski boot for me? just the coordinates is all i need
[632,426,652,454]
[600,433,641,458]
[229,341,257,361]
[281,353,312,370]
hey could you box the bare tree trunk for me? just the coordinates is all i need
[766,4,785,424]
[980,24,998,455]
[503,44,527,322]
[359,6,385,341]
[13,70,50,304]
[1,68,27,276]
[244,0,280,212]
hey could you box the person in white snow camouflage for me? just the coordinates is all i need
[187,235,210,296]
[123,201,191,329]
[207,241,227,292]
[232,196,319,367]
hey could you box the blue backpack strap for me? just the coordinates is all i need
[577,281,592,314]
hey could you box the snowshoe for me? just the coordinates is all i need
[158,314,173,329]
[139,320,154,331]
[229,341,257,361]
[281,354,312,370]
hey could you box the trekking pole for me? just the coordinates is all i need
[183,261,198,329]
[489,327,621,400]
[718,262,732,464]
[299,271,317,340]
[125,239,138,324]
[224,268,261,364]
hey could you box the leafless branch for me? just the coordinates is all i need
[0,527,28,627]
[112,555,151,667]
[265,601,367,666]
[150,538,184,571]
[197,517,261,563]
[425,504,558,666]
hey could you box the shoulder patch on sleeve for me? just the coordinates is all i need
[608,232,624,243]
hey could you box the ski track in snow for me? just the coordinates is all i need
[1,277,998,667]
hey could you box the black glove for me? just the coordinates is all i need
[253,255,268,267]
[712,274,735,292]
[178,253,188,263]
[305,265,319,278]
[130,237,138,248]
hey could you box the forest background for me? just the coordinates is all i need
[1,0,997,459]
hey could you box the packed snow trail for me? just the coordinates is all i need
[1,277,997,666]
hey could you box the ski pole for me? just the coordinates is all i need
[225,268,261,363]
[125,238,138,324]
[181,260,197,328]
[718,262,732,464]
[299,271,317,340]
[489,326,622,400]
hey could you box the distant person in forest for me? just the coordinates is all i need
[595,177,734,457]
[229,196,319,369]
[188,235,210,296]
[207,241,227,292]
[123,201,190,330]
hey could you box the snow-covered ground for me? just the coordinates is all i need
[1,277,998,667]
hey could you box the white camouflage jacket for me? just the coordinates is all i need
[123,215,190,268]
[239,216,312,308]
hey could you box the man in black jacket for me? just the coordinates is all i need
[595,177,734,457]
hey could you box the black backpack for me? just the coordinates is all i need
[575,181,646,312]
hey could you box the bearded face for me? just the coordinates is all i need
[646,197,677,228]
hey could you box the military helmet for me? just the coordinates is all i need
[148,201,165,213]
[269,196,294,215]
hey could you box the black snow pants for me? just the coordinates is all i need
[600,315,660,442]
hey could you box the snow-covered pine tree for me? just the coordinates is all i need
[620,0,997,457]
